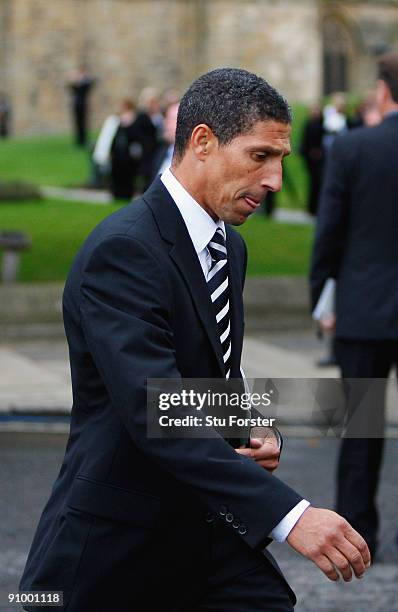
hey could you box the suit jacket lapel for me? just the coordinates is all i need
[143,178,225,376]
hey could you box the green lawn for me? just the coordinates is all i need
[0,199,122,282]
[0,105,310,209]
[0,134,91,187]
[237,214,313,276]
[0,199,313,282]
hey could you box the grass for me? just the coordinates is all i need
[0,106,313,282]
[0,134,92,187]
[237,214,313,276]
[0,199,122,282]
[0,199,313,282]
[0,105,310,209]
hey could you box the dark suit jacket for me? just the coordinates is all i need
[20,178,302,610]
[310,113,398,339]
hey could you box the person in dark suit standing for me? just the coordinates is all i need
[0,92,11,138]
[109,98,156,200]
[310,51,398,559]
[20,68,369,612]
[67,67,95,147]
[300,103,324,216]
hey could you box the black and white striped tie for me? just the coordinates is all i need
[207,228,232,379]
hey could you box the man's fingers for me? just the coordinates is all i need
[332,521,369,578]
[235,443,280,463]
[235,447,253,457]
[314,554,340,582]
[334,540,366,579]
[249,437,263,449]
[326,549,353,582]
[286,507,371,582]
[320,314,336,332]
[250,445,280,462]
[256,459,279,472]
[343,526,371,568]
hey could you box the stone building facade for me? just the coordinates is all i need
[1,0,398,135]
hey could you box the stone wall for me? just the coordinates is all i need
[2,0,398,135]
[203,0,321,104]
[5,0,198,134]
[321,1,398,93]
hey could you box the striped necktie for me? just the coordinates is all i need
[206,228,232,379]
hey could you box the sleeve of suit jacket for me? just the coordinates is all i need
[310,134,352,309]
[80,234,303,551]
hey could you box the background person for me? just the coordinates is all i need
[150,101,179,180]
[300,103,324,216]
[135,86,163,189]
[310,50,398,559]
[67,66,96,147]
[109,97,155,200]
[0,92,11,138]
[348,92,382,129]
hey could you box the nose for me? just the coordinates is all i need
[260,159,283,193]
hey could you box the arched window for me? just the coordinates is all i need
[322,17,353,95]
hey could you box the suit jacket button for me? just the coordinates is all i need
[238,525,247,535]
[205,512,215,524]
[219,505,227,516]
[225,512,234,523]
[232,519,240,528]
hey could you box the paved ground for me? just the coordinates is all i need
[0,432,397,612]
[1,333,397,432]
[0,332,397,610]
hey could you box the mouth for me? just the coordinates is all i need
[242,195,262,211]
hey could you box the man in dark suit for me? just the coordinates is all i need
[21,69,369,611]
[310,51,398,559]
[300,103,324,216]
[67,67,95,147]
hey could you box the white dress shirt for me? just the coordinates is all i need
[160,168,310,541]
[158,145,175,177]
[161,167,225,279]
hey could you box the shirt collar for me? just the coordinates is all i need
[161,167,225,254]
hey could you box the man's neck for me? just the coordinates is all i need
[382,102,398,118]
[170,163,218,222]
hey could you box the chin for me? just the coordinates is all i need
[229,215,248,226]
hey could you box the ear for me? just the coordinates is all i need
[190,124,218,161]
[376,79,391,106]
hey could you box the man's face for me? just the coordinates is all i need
[199,120,291,225]
[163,103,179,144]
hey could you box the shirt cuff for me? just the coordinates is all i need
[269,499,311,543]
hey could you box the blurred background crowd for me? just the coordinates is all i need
[0,71,384,214]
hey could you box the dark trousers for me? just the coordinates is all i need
[334,338,398,553]
[74,106,87,146]
[110,160,137,200]
[306,160,323,216]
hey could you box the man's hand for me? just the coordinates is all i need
[235,438,280,473]
[287,507,371,582]
[320,314,336,333]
